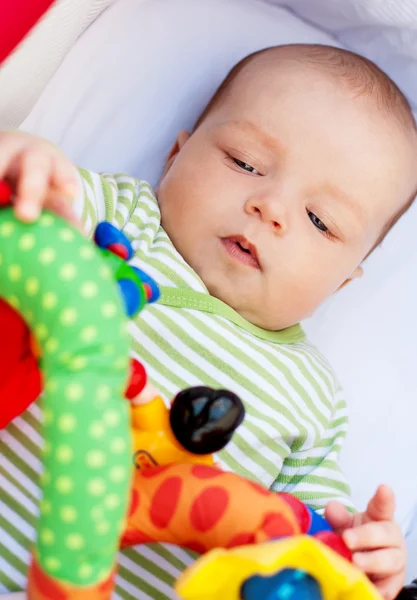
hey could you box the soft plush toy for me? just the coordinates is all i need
[0,181,383,600]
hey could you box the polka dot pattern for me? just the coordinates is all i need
[0,208,131,587]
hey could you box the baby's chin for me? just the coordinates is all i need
[206,278,284,331]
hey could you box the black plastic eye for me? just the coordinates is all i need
[169,386,245,455]
[396,581,417,600]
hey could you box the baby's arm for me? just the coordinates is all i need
[270,385,354,512]
[270,384,406,599]
[0,130,147,237]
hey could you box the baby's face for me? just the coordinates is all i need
[158,59,416,330]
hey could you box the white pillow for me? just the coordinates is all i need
[21,0,417,578]
[269,0,417,114]
[0,0,115,129]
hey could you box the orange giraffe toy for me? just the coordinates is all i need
[122,361,351,561]
[122,463,304,552]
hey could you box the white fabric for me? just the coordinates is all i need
[269,0,417,114]
[0,0,114,129]
[19,0,417,579]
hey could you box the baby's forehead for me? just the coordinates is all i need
[220,45,416,140]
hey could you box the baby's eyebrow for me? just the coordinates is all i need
[223,119,284,154]
[321,183,366,223]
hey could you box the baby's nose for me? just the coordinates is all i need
[244,195,287,233]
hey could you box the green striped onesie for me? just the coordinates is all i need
[0,170,352,599]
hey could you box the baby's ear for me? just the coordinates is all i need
[338,266,364,291]
[162,130,190,177]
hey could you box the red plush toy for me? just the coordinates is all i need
[0,0,56,64]
[0,182,42,428]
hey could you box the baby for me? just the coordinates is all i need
[1,44,416,599]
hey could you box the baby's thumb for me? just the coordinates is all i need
[325,501,354,533]
[366,484,395,522]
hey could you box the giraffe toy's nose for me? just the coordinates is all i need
[170,386,245,455]
[240,568,323,600]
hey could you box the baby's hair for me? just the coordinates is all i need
[195,44,417,252]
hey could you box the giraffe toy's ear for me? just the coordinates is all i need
[0,0,56,64]
[93,221,160,317]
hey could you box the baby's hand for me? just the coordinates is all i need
[325,485,406,600]
[0,130,80,226]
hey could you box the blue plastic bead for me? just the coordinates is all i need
[132,266,160,303]
[241,568,323,600]
[94,222,134,261]
[118,278,141,317]
[305,506,333,536]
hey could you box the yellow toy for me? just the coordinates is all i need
[176,536,382,600]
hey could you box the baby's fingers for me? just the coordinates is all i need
[353,548,405,576]
[343,521,403,551]
[0,132,23,177]
[50,154,79,198]
[375,574,407,600]
[15,151,53,221]
[44,189,83,233]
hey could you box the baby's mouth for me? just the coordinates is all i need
[221,236,261,270]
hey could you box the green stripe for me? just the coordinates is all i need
[278,473,349,494]
[0,436,39,484]
[7,423,41,459]
[0,541,28,580]
[160,288,305,344]
[153,545,189,571]
[101,174,118,220]
[262,342,333,416]
[150,248,205,289]
[0,567,21,592]
[294,344,334,396]
[117,555,171,599]
[0,513,32,554]
[20,409,42,433]
[114,583,134,600]
[0,460,38,503]
[1,486,37,528]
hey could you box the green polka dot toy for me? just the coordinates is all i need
[0,201,157,597]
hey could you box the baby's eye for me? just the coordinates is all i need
[307,210,329,233]
[232,158,260,175]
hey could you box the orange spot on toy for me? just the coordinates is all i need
[227,532,256,548]
[190,487,229,532]
[191,465,223,480]
[150,476,183,528]
[261,512,295,538]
